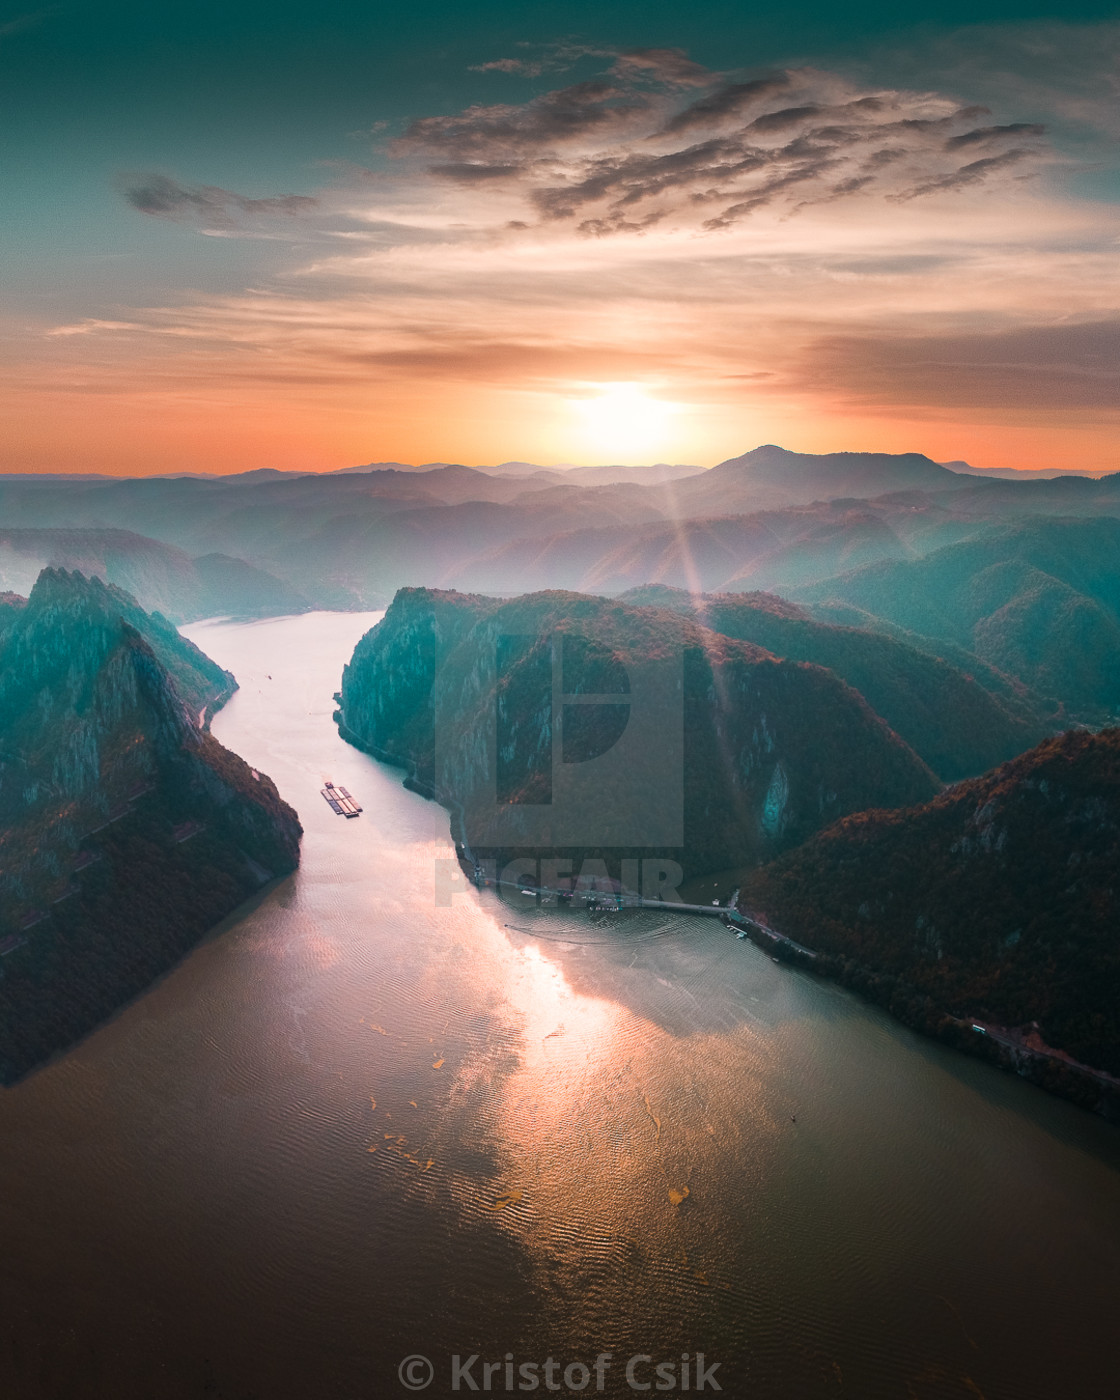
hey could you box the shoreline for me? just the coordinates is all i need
[735,909,1120,1124]
[335,708,1120,1125]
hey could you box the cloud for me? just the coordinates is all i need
[395,59,1050,235]
[660,76,793,134]
[792,319,1120,412]
[609,48,713,88]
[891,148,1036,201]
[393,81,654,160]
[470,58,548,78]
[865,21,1120,145]
[122,174,318,227]
[428,163,525,184]
[944,121,1046,149]
[468,40,616,80]
[87,30,1120,472]
[45,319,142,337]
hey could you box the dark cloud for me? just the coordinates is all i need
[794,319,1120,411]
[944,121,1046,149]
[748,105,824,133]
[402,54,1052,234]
[891,148,1035,201]
[661,76,792,134]
[393,81,652,158]
[123,174,317,226]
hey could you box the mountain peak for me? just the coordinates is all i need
[694,445,961,507]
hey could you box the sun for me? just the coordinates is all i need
[569,383,679,459]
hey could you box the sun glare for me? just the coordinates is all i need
[569,384,679,459]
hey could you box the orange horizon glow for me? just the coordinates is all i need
[2,372,1116,478]
[5,52,1120,480]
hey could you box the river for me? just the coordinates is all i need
[1,611,1118,1400]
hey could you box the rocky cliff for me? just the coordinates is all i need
[0,569,302,1080]
[339,587,939,880]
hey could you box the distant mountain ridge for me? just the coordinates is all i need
[3,446,1118,617]
[940,459,1116,481]
[667,444,967,513]
[0,527,311,622]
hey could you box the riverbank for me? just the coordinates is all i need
[734,907,1120,1123]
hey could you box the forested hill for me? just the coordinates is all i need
[743,728,1120,1079]
[620,585,1048,781]
[795,517,1120,715]
[0,569,301,1081]
[338,587,939,878]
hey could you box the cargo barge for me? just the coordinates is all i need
[321,781,362,818]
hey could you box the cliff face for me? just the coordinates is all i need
[339,587,939,878]
[0,569,301,1081]
[743,728,1120,1079]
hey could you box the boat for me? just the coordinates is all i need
[321,781,362,818]
[736,930,748,941]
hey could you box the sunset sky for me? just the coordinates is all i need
[3,1,1119,475]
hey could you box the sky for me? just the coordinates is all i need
[2,1,1119,475]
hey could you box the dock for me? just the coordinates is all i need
[321,781,362,818]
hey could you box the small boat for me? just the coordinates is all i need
[736,930,748,941]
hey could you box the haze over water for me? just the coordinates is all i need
[0,611,1117,1399]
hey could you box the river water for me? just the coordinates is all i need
[1,611,1118,1400]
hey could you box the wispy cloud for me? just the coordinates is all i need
[122,174,319,228]
[468,39,617,80]
[45,319,142,337]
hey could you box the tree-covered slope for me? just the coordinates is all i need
[620,585,1049,780]
[743,729,1120,1078]
[339,587,939,879]
[796,518,1120,714]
